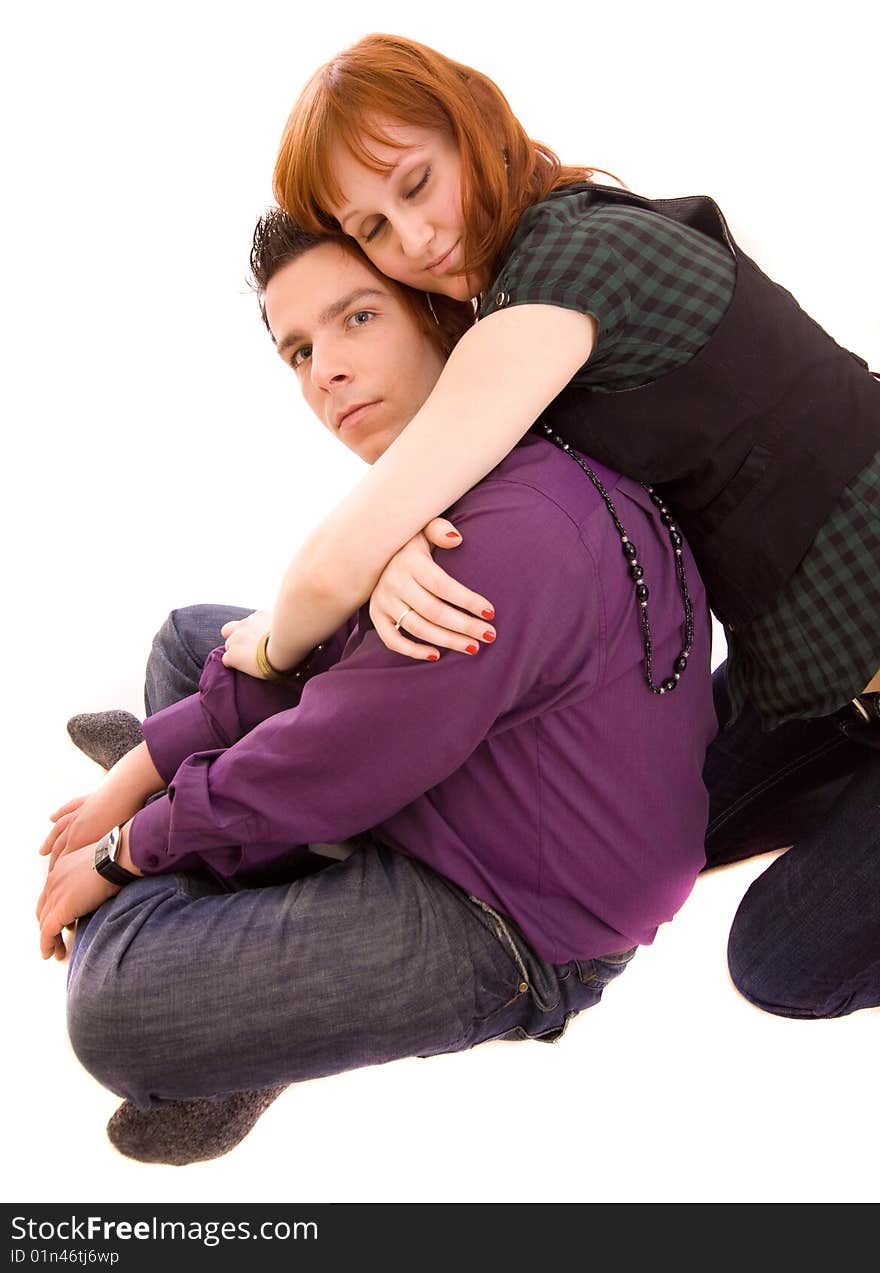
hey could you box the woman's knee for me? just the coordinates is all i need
[727,889,842,1020]
[727,924,799,1018]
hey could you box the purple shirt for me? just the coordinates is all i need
[130,434,717,962]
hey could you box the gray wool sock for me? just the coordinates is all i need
[106,1087,287,1165]
[66,710,145,770]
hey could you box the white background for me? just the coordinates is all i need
[3,0,878,1204]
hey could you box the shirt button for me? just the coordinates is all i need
[495,290,509,306]
[146,854,160,869]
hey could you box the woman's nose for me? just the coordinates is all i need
[395,213,433,260]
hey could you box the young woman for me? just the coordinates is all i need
[218,33,880,1022]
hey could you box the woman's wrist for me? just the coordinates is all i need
[260,632,295,677]
[262,632,326,682]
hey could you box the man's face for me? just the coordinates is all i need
[265,241,447,464]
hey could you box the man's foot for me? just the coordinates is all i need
[106,1086,286,1165]
[66,710,144,770]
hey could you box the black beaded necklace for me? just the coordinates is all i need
[540,420,695,694]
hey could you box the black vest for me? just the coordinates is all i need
[541,185,880,627]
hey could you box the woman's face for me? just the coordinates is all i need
[327,123,480,301]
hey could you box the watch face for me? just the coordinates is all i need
[107,826,121,863]
[94,834,112,874]
[94,828,132,885]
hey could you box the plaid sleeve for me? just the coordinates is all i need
[479,195,735,390]
[480,196,633,365]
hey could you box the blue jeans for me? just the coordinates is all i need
[67,606,635,1107]
[142,602,252,716]
[704,665,880,1018]
[148,607,880,1020]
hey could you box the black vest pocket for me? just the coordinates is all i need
[695,442,774,535]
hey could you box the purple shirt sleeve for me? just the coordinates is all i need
[129,480,597,877]
[141,616,359,786]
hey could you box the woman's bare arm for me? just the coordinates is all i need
[264,304,596,670]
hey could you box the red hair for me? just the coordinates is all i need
[274,33,622,286]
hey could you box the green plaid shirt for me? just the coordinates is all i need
[479,194,880,727]
[724,453,880,727]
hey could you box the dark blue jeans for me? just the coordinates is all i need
[704,666,880,1019]
[67,606,635,1107]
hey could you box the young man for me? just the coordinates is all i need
[38,213,716,1164]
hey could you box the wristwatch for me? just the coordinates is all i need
[94,825,140,886]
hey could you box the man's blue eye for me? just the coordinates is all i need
[351,311,372,325]
[291,345,311,368]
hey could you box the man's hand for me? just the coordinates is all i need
[221,609,275,678]
[40,795,90,867]
[40,742,163,870]
[41,743,162,870]
[36,842,122,961]
[368,517,496,661]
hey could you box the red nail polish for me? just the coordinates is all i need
[483,631,495,642]
[482,609,495,619]
[427,653,439,661]
[446,531,460,539]
[466,643,478,655]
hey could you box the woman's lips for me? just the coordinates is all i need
[427,240,461,275]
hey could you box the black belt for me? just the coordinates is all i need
[837,692,880,749]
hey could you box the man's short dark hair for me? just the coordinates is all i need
[249,208,332,334]
[249,206,474,356]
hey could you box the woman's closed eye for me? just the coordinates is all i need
[405,165,431,200]
[363,166,432,243]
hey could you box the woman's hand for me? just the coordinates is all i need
[221,609,274,678]
[369,517,496,661]
[36,842,122,961]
